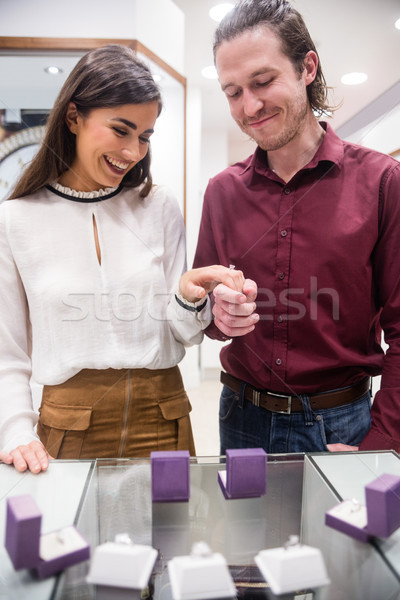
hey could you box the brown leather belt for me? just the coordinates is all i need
[220,371,370,415]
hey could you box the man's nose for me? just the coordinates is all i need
[242,88,264,116]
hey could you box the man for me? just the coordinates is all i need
[193,0,400,454]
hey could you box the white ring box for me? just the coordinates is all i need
[255,535,330,595]
[86,534,157,590]
[168,542,236,600]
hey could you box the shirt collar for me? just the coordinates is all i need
[239,121,344,177]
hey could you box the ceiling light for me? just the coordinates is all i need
[395,17,400,30]
[340,72,368,85]
[44,66,63,75]
[209,3,234,23]
[202,65,218,80]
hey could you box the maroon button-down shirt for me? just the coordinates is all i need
[193,123,400,452]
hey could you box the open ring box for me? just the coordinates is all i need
[325,473,400,541]
[5,494,90,578]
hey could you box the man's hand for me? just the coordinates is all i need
[0,440,52,473]
[213,278,259,337]
[179,265,245,303]
[327,443,359,452]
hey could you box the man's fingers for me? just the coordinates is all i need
[243,279,258,302]
[214,317,256,338]
[327,443,359,452]
[213,299,257,318]
[213,283,247,305]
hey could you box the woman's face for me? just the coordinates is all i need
[63,102,159,191]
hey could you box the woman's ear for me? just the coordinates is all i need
[65,102,80,134]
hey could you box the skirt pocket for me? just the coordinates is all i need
[37,401,92,459]
[158,394,195,454]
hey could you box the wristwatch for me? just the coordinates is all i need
[0,126,45,201]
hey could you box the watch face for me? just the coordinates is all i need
[0,126,45,202]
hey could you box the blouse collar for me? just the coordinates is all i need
[47,181,123,202]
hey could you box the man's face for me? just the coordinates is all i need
[215,25,313,151]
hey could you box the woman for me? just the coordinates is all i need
[0,45,243,473]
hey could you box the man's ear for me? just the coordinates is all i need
[65,102,80,134]
[303,50,318,85]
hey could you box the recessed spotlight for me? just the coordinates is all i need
[341,72,367,85]
[202,65,218,80]
[209,3,234,23]
[44,66,63,75]
[395,17,400,30]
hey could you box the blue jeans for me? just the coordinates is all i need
[219,384,372,454]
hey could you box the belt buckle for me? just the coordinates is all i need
[267,391,293,414]
[252,390,261,407]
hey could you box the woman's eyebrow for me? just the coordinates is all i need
[110,118,154,134]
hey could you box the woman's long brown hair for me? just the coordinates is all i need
[9,44,163,200]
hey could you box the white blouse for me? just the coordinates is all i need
[0,183,211,452]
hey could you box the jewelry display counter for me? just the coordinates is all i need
[1,451,399,599]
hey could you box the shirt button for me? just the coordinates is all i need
[277,315,284,323]
[278,272,285,280]
[281,229,288,237]
[275,358,282,365]
[284,188,291,195]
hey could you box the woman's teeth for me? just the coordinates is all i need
[105,156,129,171]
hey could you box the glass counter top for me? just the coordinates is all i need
[1,452,399,600]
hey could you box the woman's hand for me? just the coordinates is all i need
[0,440,52,473]
[179,265,245,303]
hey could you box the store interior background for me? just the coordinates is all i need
[1,0,399,454]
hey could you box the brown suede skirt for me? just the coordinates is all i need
[37,366,195,459]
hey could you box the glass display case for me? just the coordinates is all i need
[1,451,399,599]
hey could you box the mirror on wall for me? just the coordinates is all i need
[0,38,186,220]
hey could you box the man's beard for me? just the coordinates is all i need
[239,89,309,152]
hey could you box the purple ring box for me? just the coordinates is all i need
[5,494,90,578]
[34,526,90,579]
[151,450,190,502]
[325,501,370,543]
[365,473,400,538]
[218,448,267,499]
[5,495,42,569]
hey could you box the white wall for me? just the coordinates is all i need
[179,86,203,388]
[344,103,400,156]
[0,0,184,74]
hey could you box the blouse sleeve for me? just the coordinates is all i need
[0,203,39,453]
[161,189,212,346]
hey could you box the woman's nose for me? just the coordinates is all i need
[121,140,141,162]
